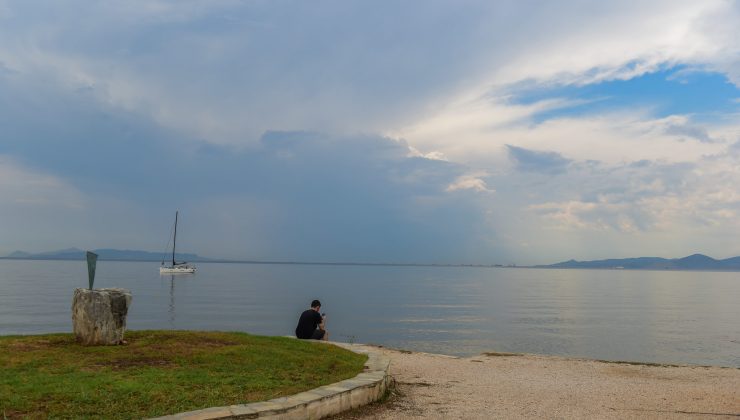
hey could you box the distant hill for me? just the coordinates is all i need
[2,248,209,262]
[6,250,32,258]
[538,253,740,271]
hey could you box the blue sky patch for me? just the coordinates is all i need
[509,66,740,123]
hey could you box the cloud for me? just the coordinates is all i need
[488,1,739,87]
[660,115,717,143]
[506,145,571,174]
[0,156,93,252]
[0,55,499,261]
[498,152,740,260]
[0,61,14,75]
[0,1,505,144]
[0,120,498,262]
[0,157,85,209]
[2,1,738,145]
[664,123,713,143]
[1,1,740,264]
[523,159,691,231]
[446,173,494,193]
[166,132,498,263]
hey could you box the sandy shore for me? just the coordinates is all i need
[333,345,740,419]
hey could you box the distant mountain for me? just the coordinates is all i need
[3,248,210,262]
[6,250,32,258]
[538,253,740,270]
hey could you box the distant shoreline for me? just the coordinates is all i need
[4,256,740,272]
[0,256,501,268]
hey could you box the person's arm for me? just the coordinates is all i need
[317,312,326,331]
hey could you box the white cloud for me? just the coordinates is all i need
[387,0,739,172]
[487,1,736,87]
[2,1,738,146]
[446,173,493,193]
[396,104,732,171]
[406,146,449,161]
[479,146,740,262]
[388,96,582,163]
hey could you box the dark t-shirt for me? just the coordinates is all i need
[295,309,322,339]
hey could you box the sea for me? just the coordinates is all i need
[1,259,738,367]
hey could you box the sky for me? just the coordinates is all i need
[1,0,739,264]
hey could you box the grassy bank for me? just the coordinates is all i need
[0,330,367,419]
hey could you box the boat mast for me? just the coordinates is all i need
[172,211,178,265]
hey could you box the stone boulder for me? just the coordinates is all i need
[72,288,132,345]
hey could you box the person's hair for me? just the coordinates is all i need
[311,299,321,308]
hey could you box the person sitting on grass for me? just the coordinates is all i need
[295,299,328,341]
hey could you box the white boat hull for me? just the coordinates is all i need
[160,265,196,274]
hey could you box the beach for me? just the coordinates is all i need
[334,345,740,419]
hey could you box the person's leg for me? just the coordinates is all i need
[322,330,329,341]
[310,329,326,340]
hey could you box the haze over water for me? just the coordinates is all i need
[1,259,738,367]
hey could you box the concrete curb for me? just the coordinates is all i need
[151,343,391,420]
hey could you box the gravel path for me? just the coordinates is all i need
[333,346,740,419]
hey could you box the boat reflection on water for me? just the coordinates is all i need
[168,275,176,328]
[164,269,196,329]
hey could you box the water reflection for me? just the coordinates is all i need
[168,275,175,328]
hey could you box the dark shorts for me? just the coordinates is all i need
[310,329,325,340]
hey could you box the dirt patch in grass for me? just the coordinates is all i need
[136,331,239,347]
[6,337,69,351]
[96,357,177,370]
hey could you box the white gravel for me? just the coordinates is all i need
[333,346,740,419]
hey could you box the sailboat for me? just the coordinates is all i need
[160,211,196,274]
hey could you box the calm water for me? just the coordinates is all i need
[1,260,738,367]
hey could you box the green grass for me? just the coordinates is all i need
[0,330,367,419]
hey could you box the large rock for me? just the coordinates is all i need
[72,288,132,345]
